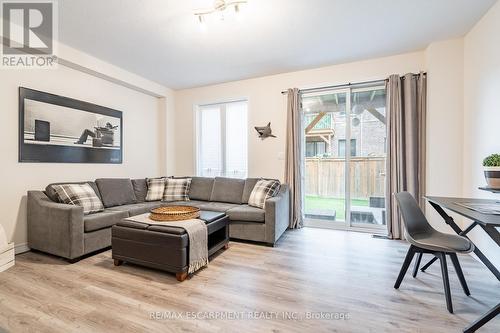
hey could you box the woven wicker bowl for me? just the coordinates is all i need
[149,205,200,222]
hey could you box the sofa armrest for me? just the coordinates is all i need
[27,191,84,259]
[264,185,290,245]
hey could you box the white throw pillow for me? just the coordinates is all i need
[163,178,192,202]
[145,177,166,201]
[248,179,281,209]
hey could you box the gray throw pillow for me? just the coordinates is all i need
[95,178,137,208]
[131,179,148,202]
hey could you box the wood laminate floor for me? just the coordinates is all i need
[0,228,498,333]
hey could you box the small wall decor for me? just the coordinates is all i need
[254,122,276,139]
[19,87,123,163]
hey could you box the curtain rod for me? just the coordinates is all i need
[280,72,427,95]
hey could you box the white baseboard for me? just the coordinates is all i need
[0,243,15,272]
[14,242,30,254]
[0,259,14,272]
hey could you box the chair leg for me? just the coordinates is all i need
[420,256,437,272]
[394,245,417,289]
[449,253,470,296]
[412,252,423,278]
[437,252,453,313]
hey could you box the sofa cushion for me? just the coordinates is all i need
[248,179,281,209]
[242,178,259,203]
[188,177,214,201]
[227,205,265,222]
[198,201,239,212]
[84,209,128,232]
[163,178,191,202]
[131,179,148,203]
[45,181,101,202]
[51,183,104,215]
[95,178,137,208]
[108,202,163,217]
[210,177,245,204]
[165,200,207,208]
[145,177,166,201]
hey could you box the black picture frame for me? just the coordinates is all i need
[19,87,123,163]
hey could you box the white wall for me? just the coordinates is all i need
[174,51,425,179]
[0,45,172,251]
[463,0,500,269]
[424,39,465,232]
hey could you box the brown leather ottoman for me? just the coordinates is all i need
[111,210,229,281]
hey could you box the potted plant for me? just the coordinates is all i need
[483,154,500,188]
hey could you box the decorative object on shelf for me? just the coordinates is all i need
[482,153,500,189]
[194,0,247,24]
[254,122,276,139]
[149,206,201,222]
[0,224,14,273]
[19,87,123,163]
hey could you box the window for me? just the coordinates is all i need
[338,139,357,157]
[196,100,248,178]
[306,141,327,157]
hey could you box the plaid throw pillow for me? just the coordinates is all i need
[248,179,281,209]
[51,183,104,215]
[163,178,191,202]
[145,177,166,201]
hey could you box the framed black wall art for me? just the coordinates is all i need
[19,87,123,163]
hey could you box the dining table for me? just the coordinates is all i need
[423,196,500,333]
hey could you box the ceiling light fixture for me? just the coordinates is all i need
[195,0,247,24]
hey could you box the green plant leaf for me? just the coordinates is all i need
[483,154,500,167]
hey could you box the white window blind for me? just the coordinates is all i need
[197,100,248,178]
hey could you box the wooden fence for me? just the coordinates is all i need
[305,157,386,199]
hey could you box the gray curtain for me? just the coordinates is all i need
[386,73,427,239]
[285,88,303,229]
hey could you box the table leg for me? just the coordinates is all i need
[461,221,480,236]
[425,202,500,281]
[176,272,188,282]
[463,303,500,333]
[480,224,500,246]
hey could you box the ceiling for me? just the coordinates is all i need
[58,0,497,89]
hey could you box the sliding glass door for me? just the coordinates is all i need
[303,85,387,232]
[303,89,348,223]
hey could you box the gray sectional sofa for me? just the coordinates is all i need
[27,177,290,261]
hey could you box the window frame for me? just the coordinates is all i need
[195,99,249,178]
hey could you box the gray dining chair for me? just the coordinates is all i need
[393,192,474,313]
